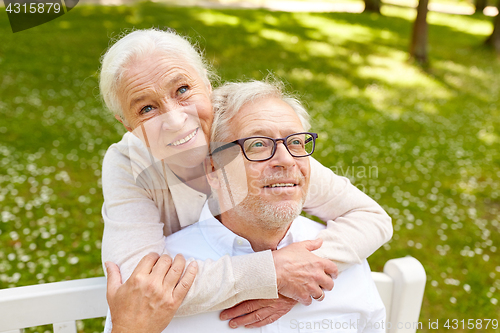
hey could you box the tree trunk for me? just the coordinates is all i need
[475,0,487,14]
[485,0,500,52]
[364,0,381,13]
[409,0,429,64]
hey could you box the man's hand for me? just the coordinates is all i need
[273,238,337,305]
[219,295,297,329]
[106,253,198,333]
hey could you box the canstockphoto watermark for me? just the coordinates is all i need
[329,165,379,180]
[307,165,378,197]
[4,0,79,33]
[290,319,422,330]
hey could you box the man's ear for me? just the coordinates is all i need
[115,114,133,132]
[204,156,221,189]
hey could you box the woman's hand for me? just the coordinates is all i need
[106,253,198,333]
[219,295,297,328]
[272,239,337,305]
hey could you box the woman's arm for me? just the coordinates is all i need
[304,157,393,272]
[102,142,335,317]
[101,144,277,308]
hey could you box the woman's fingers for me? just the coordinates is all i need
[172,260,198,301]
[151,254,173,284]
[105,261,122,299]
[130,252,161,278]
[272,241,336,305]
[105,254,186,333]
[163,254,186,288]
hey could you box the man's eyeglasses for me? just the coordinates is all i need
[211,132,318,162]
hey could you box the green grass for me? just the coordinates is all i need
[1,3,499,332]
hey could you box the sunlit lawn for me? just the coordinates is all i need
[1,2,499,332]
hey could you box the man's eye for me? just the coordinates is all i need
[252,142,264,148]
[288,135,304,146]
[176,86,188,96]
[140,105,154,114]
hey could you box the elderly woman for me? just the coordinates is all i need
[99,28,392,332]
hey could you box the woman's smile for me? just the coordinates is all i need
[168,127,199,147]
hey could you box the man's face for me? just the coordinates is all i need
[217,97,311,228]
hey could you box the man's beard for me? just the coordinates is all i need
[235,196,304,230]
[221,172,307,231]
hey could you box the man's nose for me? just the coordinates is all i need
[160,106,188,132]
[270,141,295,168]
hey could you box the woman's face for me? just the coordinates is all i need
[117,52,213,169]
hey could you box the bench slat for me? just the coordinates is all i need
[53,321,77,333]
[0,258,426,333]
[0,277,107,332]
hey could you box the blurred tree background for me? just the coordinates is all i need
[0,0,499,332]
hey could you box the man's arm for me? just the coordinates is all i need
[304,157,393,271]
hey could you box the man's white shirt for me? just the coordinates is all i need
[164,203,386,333]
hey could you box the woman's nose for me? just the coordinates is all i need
[161,107,188,132]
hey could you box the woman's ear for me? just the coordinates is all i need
[204,156,221,189]
[115,114,133,132]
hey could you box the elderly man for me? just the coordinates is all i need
[160,80,386,332]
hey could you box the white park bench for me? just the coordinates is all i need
[0,256,426,333]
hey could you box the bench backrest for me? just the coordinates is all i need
[0,257,425,333]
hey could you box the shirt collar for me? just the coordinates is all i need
[197,202,299,256]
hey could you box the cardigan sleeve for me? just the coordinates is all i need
[101,144,277,316]
[303,157,393,272]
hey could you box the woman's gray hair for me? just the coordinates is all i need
[99,28,216,122]
[210,80,311,147]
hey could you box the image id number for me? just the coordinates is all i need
[6,2,61,14]
[444,319,498,330]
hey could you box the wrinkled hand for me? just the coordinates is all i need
[219,295,297,329]
[106,253,198,333]
[272,238,337,305]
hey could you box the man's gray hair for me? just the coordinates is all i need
[210,80,311,146]
[99,28,216,122]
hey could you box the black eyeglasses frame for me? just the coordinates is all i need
[211,132,318,162]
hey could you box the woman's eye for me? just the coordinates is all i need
[140,105,154,114]
[252,142,264,148]
[176,86,188,96]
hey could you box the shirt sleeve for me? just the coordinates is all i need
[101,146,278,316]
[303,157,393,272]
